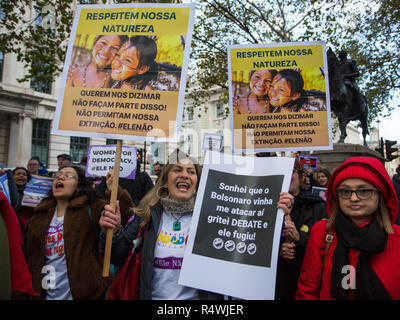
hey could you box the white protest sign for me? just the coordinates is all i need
[86,145,137,179]
[202,133,224,151]
[179,151,294,300]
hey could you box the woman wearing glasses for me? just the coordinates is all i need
[23,166,134,299]
[110,36,158,90]
[296,157,400,300]
[67,35,127,88]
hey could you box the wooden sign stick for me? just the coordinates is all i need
[284,214,292,244]
[102,139,122,277]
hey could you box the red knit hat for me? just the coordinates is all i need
[327,157,398,224]
[332,163,387,199]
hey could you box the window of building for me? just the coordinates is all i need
[179,135,185,150]
[106,139,118,145]
[187,134,193,155]
[187,106,194,121]
[216,102,224,119]
[31,62,52,94]
[0,52,3,82]
[31,119,50,167]
[70,136,89,163]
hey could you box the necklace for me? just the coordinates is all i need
[246,94,268,113]
[157,191,195,231]
[82,63,109,88]
[169,211,191,231]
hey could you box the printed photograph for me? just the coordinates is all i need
[232,67,327,114]
[66,34,185,91]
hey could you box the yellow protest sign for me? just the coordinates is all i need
[228,41,333,153]
[52,3,195,142]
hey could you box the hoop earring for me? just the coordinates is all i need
[156,185,170,200]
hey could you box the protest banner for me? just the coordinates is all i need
[52,3,195,142]
[0,174,10,204]
[86,144,137,179]
[202,133,223,151]
[21,175,53,207]
[311,186,327,201]
[179,151,294,299]
[298,154,318,171]
[228,41,333,153]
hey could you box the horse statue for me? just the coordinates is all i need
[326,48,369,147]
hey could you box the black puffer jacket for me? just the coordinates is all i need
[275,191,329,300]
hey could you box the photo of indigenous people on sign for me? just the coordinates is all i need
[228,41,333,153]
[52,3,195,142]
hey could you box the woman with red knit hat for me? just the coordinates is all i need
[295,156,400,300]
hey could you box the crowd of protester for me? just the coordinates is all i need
[1,150,400,300]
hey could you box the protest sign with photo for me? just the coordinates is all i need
[202,133,223,151]
[0,174,10,204]
[179,151,294,299]
[228,41,333,153]
[298,154,318,171]
[311,186,327,201]
[85,144,137,179]
[21,175,53,207]
[52,3,195,142]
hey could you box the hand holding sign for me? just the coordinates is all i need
[277,191,294,216]
[100,201,121,234]
[280,242,295,261]
[282,220,300,242]
[106,169,114,191]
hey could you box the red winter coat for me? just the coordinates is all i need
[296,157,400,300]
[0,193,38,297]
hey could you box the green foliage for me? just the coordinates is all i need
[0,0,74,84]
[329,0,400,123]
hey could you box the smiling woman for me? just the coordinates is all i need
[67,35,128,88]
[296,157,400,300]
[23,165,134,300]
[99,149,223,300]
[110,36,159,90]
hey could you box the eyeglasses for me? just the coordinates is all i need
[336,188,377,200]
[54,172,77,180]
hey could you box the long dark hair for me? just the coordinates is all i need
[276,69,307,111]
[46,165,98,203]
[112,36,158,89]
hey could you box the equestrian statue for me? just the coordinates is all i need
[326,48,369,147]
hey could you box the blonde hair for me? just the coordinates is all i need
[134,159,201,226]
[326,193,394,234]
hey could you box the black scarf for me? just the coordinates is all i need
[330,211,391,300]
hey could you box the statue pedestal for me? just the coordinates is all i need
[312,143,385,172]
